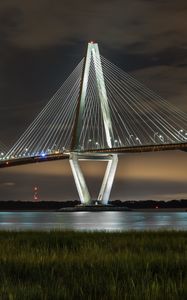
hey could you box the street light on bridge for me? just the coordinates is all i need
[135,137,142,145]
[178,129,187,141]
[154,132,165,143]
[87,139,92,148]
[159,134,164,143]
[114,140,119,147]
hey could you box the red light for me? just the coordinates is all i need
[33,186,39,201]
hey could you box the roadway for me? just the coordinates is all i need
[0,142,186,168]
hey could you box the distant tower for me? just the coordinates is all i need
[33,186,39,201]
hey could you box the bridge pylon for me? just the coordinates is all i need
[70,42,117,205]
[69,153,118,205]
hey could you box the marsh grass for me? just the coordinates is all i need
[0,230,186,299]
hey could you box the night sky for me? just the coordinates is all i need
[0,0,187,201]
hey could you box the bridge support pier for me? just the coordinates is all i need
[98,154,118,205]
[69,153,118,205]
[69,153,91,204]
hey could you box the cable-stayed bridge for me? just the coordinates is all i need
[0,42,187,204]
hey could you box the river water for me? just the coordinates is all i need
[0,211,187,231]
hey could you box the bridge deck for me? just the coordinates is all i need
[0,143,186,168]
[0,153,69,168]
[85,142,187,154]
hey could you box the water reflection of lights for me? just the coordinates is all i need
[0,212,187,231]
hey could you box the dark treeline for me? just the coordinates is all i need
[109,199,187,209]
[0,200,80,210]
[0,199,187,210]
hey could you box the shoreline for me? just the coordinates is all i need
[0,208,186,212]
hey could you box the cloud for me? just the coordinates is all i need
[148,192,187,201]
[3,150,187,182]
[0,150,187,201]
[113,180,187,201]
[0,0,186,54]
[0,181,15,187]
[133,64,187,111]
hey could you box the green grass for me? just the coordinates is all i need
[0,231,186,299]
